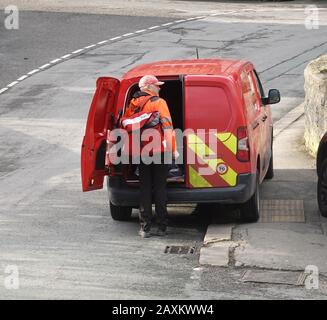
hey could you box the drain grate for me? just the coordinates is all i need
[260,199,305,223]
[164,245,196,254]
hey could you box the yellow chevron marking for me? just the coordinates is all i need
[215,132,237,155]
[188,165,212,188]
[188,133,237,187]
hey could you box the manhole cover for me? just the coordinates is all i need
[164,245,196,254]
[260,200,305,223]
[242,270,306,286]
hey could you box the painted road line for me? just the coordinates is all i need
[122,33,134,37]
[110,36,122,41]
[97,40,108,45]
[135,29,146,33]
[0,88,9,94]
[50,58,61,64]
[39,63,51,69]
[17,75,28,81]
[61,54,72,59]
[175,19,186,23]
[7,81,19,87]
[72,49,84,54]
[148,25,160,30]
[162,22,174,26]
[27,69,39,75]
[84,44,97,49]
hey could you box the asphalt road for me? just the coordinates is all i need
[0,1,327,299]
[0,11,174,89]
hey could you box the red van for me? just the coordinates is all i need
[81,59,280,222]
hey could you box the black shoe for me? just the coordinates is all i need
[139,229,151,238]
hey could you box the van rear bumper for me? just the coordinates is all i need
[107,173,256,207]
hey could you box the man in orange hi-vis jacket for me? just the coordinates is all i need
[124,75,179,238]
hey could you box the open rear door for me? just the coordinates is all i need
[81,77,120,192]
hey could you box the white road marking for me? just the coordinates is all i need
[50,58,61,64]
[148,25,160,30]
[27,69,39,75]
[175,20,186,23]
[39,63,51,69]
[135,29,146,33]
[122,33,134,37]
[72,49,84,54]
[7,81,19,87]
[84,44,96,49]
[110,36,122,40]
[97,40,108,45]
[0,88,9,94]
[61,54,72,59]
[162,22,174,26]
[17,75,28,81]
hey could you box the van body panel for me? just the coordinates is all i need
[81,77,120,192]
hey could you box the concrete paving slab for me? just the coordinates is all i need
[199,242,231,267]
[203,225,233,245]
[234,225,327,274]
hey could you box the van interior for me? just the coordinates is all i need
[122,78,185,185]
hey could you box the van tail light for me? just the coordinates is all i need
[237,126,250,162]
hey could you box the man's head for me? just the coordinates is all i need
[139,75,164,95]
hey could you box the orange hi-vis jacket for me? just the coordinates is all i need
[124,90,177,154]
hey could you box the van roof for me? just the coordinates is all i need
[122,59,249,80]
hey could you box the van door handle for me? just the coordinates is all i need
[262,115,268,122]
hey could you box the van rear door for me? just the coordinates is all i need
[184,75,240,189]
[81,77,119,192]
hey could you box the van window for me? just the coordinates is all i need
[241,71,258,113]
[253,70,265,98]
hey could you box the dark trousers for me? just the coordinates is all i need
[139,159,169,231]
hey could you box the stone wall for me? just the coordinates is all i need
[304,54,327,156]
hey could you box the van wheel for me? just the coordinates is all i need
[317,158,327,218]
[110,202,132,221]
[265,145,274,180]
[240,174,260,223]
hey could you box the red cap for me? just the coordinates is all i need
[138,75,164,88]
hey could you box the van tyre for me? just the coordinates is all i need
[110,202,132,221]
[240,173,260,223]
[317,158,327,218]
